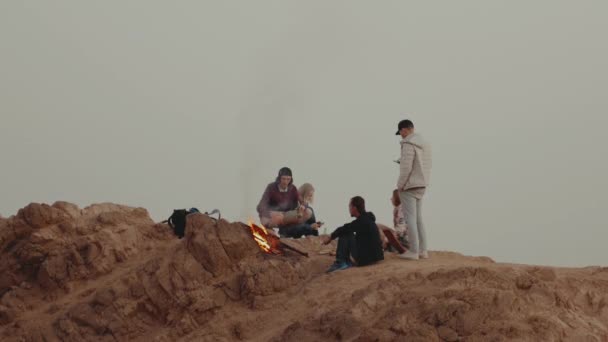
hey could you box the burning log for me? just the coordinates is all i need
[244,222,309,257]
[246,222,282,255]
[279,240,309,257]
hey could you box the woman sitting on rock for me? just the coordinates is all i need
[279,183,323,238]
[377,189,409,252]
[287,183,323,238]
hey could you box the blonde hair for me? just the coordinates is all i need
[299,183,315,204]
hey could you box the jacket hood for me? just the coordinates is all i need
[360,211,376,222]
[401,132,426,149]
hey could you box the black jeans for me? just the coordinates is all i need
[335,233,357,264]
[280,224,319,238]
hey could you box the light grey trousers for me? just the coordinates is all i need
[399,190,427,254]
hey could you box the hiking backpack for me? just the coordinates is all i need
[165,208,220,238]
[167,208,199,238]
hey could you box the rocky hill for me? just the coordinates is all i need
[0,202,607,341]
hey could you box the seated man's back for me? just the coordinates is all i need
[330,211,384,266]
[324,196,384,272]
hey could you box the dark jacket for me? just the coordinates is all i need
[304,205,316,225]
[330,212,384,266]
[256,182,300,218]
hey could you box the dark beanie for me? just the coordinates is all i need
[278,167,292,178]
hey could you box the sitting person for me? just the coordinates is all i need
[279,183,324,238]
[391,188,409,249]
[377,189,410,252]
[322,196,384,272]
[256,167,302,229]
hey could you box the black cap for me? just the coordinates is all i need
[395,119,414,135]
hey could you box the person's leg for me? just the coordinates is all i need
[348,238,359,266]
[289,224,303,238]
[400,191,418,253]
[260,216,274,228]
[376,223,391,250]
[335,233,355,263]
[278,225,289,237]
[294,224,319,238]
[417,197,427,255]
[327,233,355,272]
[281,224,304,238]
[377,223,405,253]
[398,232,410,250]
[299,224,318,237]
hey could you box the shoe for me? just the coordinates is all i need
[398,251,419,260]
[326,262,351,273]
[419,251,429,259]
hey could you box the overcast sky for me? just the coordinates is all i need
[1,1,606,267]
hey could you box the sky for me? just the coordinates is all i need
[1,1,607,267]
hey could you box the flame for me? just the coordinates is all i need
[247,220,282,255]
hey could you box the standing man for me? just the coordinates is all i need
[395,120,432,260]
[322,196,384,273]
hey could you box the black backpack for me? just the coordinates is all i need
[165,208,220,238]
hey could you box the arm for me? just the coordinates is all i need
[397,143,415,190]
[278,187,305,225]
[323,220,364,245]
[330,221,357,240]
[290,186,300,211]
[256,184,273,218]
[303,207,314,222]
[392,207,399,228]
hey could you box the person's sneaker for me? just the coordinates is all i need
[398,251,419,260]
[326,262,351,273]
[419,251,429,259]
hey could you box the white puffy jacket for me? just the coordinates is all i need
[397,133,432,191]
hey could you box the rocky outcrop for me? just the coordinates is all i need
[1,202,607,341]
[0,202,173,321]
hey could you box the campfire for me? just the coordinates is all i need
[247,221,283,255]
[246,221,309,257]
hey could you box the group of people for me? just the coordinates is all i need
[256,119,432,273]
[256,168,323,238]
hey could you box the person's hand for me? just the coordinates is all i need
[322,235,332,245]
[311,222,324,230]
[297,205,306,216]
